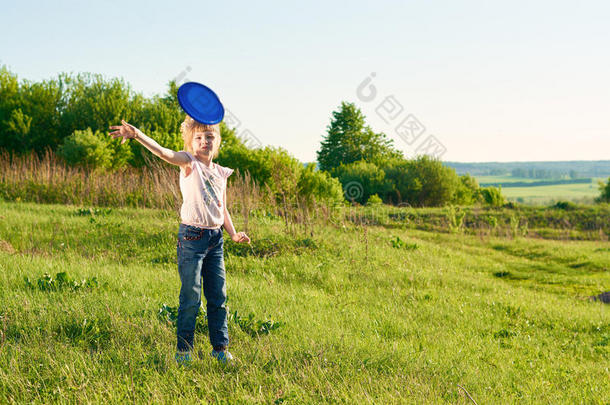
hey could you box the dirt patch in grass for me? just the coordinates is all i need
[0,239,15,254]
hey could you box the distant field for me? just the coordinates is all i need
[476,176,541,184]
[475,176,603,205]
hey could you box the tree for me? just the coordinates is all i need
[596,177,610,203]
[3,109,32,151]
[58,72,135,140]
[0,67,65,155]
[316,102,402,172]
[19,79,65,155]
[0,66,21,152]
[383,158,417,204]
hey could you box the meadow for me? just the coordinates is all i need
[475,175,602,205]
[0,200,608,404]
[500,182,600,205]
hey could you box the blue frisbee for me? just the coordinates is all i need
[177,82,225,124]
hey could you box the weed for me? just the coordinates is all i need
[75,207,113,217]
[447,205,465,234]
[157,304,282,337]
[553,201,578,210]
[391,236,418,250]
[228,310,283,337]
[56,317,112,350]
[494,329,517,339]
[24,272,99,292]
[158,302,208,333]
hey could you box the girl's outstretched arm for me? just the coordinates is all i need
[109,119,190,167]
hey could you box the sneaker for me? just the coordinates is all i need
[175,351,193,366]
[210,348,234,364]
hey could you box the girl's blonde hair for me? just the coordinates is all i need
[180,115,222,159]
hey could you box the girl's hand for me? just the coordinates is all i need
[231,231,250,244]
[109,119,141,144]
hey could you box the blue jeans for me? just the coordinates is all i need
[176,223,229,352]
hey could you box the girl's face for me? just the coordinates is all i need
[192,129,219,157]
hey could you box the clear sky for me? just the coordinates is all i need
[1,0,609,163]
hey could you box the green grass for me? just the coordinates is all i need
[501,181,600,205]
[0,201,608,403]
[357,203,610,241]
[476,175,542,184]
[475,176,602,205]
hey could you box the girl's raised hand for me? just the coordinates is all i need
[231,231,250,244]
[108,120,141,144]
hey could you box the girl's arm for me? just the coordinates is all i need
[109,119,190,167]
[223,187,250,243]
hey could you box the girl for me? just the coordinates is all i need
[109,116,250,365]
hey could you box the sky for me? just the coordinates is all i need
[1,0,609,163]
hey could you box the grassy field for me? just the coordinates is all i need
[501,182,600,205]
[475,176,603,205]
[0,201,608,403]
[475,176,542,184]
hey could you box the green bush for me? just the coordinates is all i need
[383,155,460,207]
[219,141,344,207]
[479,186,506,207]
[596,177,610,203]
[553,201,578,210]
[453,174,480,205]
[366,193,383,206]
[297,164,344,205]
[57,128,113,169]
[332,160,391,205]
[57,128,132,170]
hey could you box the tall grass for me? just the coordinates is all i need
[0,149,345,238]
[0,149,278,218]
[0,149,181,210]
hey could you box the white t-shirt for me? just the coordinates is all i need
[178,151,234,229]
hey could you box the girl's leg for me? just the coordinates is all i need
[176,224,208,353]
[201,229,229,349]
